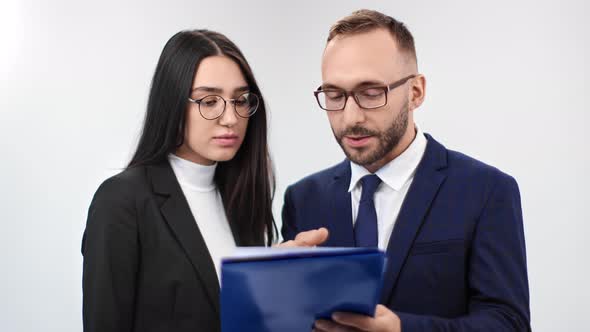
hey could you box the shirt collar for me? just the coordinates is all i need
[348,124,428,192]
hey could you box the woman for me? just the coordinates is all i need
[82,29,280,332]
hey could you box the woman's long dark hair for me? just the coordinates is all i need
[128,30,276,246]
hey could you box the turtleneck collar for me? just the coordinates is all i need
[168,153,217,192]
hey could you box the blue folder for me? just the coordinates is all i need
[221,247,386,332]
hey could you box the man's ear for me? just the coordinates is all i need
[408,74,426,111]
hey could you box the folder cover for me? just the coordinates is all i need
[221,247,386,332]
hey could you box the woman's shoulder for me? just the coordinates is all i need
[83,166,153,254]
[90,166,151,208]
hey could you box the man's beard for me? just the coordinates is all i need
[334,103,409,166]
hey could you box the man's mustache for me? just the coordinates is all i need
[338,125,379,138]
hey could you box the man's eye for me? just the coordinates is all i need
[325,91,345,100]
[360,88,384,97]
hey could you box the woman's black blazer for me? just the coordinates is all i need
[82,160,242,332]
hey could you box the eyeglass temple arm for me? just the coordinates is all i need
[388,75,417,91]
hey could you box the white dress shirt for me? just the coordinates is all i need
[168,154,236,281]
[349,125,428,250]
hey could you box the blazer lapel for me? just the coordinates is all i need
[327,160,356,247]
[380,134,448,304]
[147,161,220,314]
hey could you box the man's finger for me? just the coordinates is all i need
[275,240,296,247]
[375,304,389,316]
[332,312,374,331]
[294,227,329,246]
[314,319,360,332]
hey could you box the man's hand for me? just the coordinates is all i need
[313,305,401,332]
[277,227,329,247]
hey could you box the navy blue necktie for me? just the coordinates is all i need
[354,174,382,247]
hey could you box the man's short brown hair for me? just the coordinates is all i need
[328,9,417,63]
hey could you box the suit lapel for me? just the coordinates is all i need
[147,161,220,314]
[327,161,356,246]
[380,134,448,304]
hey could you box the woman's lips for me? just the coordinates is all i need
[343,135,373,148]
[213,134,239,147]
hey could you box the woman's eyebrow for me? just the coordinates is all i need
[234,86,249,93]
[192,86,223,93]
[191,86,250,93]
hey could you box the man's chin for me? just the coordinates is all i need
[343,148,377,166]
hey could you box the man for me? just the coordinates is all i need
[282,9,530,332]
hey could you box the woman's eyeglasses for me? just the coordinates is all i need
[188,92,259,120]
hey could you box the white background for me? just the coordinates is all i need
[1,0,588,331]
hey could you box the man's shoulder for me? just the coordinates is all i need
[421,134,519,194]
[445,148,515,183]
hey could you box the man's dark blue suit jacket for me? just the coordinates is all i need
[282,134,531,331]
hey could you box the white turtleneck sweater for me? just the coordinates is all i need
[168,154,236,281]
